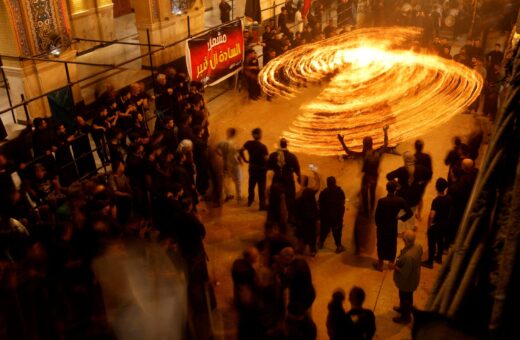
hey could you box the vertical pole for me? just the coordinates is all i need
[187,16,191,38]
[64,62,71,84]
[273,1,276,26]
[469,0,479,38]
[0,56,16,123]
[231,0,234,20]
[20,94,29,123]
[146,29,156,91]
[64,62,76,117]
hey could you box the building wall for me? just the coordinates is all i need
[0,2,19,61]
[68,0,115,52]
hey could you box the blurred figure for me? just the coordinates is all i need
[217,127,242,203]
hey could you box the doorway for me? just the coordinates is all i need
[113,0,133,18]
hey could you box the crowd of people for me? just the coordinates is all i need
[0,0,514,339]
[240,0,508,123]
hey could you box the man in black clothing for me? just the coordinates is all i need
[174,198,214,340]
[267,138,301,221]
[32,118,57,168]
[472,38,484,59]
[295,170,320,256]
[154,74,173,120]
[72,115,96,177]
[126,143,149,217]
[374,181,413,271]
[91,108,113,163]
[240,128,269,210]
[161,117,178,152]
[177,114,195,142]
[444,136,467,181]
[318,176,346,253]
[170,150,192,193]
[347,286,376,340]
[219,0,232,23]
[414,139,432,180]
[486,43,504,68]
[422,178,452,268]
[447,158,479,246]
[156,182,183,234]
[192,126,210,196]
[277,7,290,36]
[386,152,431,230]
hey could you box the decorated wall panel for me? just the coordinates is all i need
[3,0,31,55]
[25,0,72,54]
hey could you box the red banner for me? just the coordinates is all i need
[186,20,244,86]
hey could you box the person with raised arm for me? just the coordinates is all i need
[337,125,388,217]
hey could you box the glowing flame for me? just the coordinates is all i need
[259,27,483,155]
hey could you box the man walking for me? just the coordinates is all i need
[267,138,301,221]
[393,230,423,324]
[374,182,413,271]
[318,176,346,253]
[240,128,269,210]
[216,128,242,203]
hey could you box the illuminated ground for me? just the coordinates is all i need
[201,86,484,339]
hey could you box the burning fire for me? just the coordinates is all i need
[259,27,483,155]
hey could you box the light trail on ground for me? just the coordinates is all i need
[258,27,483,155]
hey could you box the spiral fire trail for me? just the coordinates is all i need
[259,27,483,156]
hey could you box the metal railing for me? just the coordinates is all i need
[0,3,348,188]
[0,3,346,126]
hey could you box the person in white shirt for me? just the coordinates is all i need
[294,6,304,33]
[216,128,242,203]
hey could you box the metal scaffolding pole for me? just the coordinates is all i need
[72,37,164,48]
[0,54,115,68]
[0,56,16,123]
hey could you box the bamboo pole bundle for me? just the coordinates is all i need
[425,40,520,336]
[488,159,520,331]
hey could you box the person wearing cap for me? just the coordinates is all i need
[392,230,423,324]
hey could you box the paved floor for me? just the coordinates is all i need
[199,86,482,339]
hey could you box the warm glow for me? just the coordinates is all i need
[259,27,483,155]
